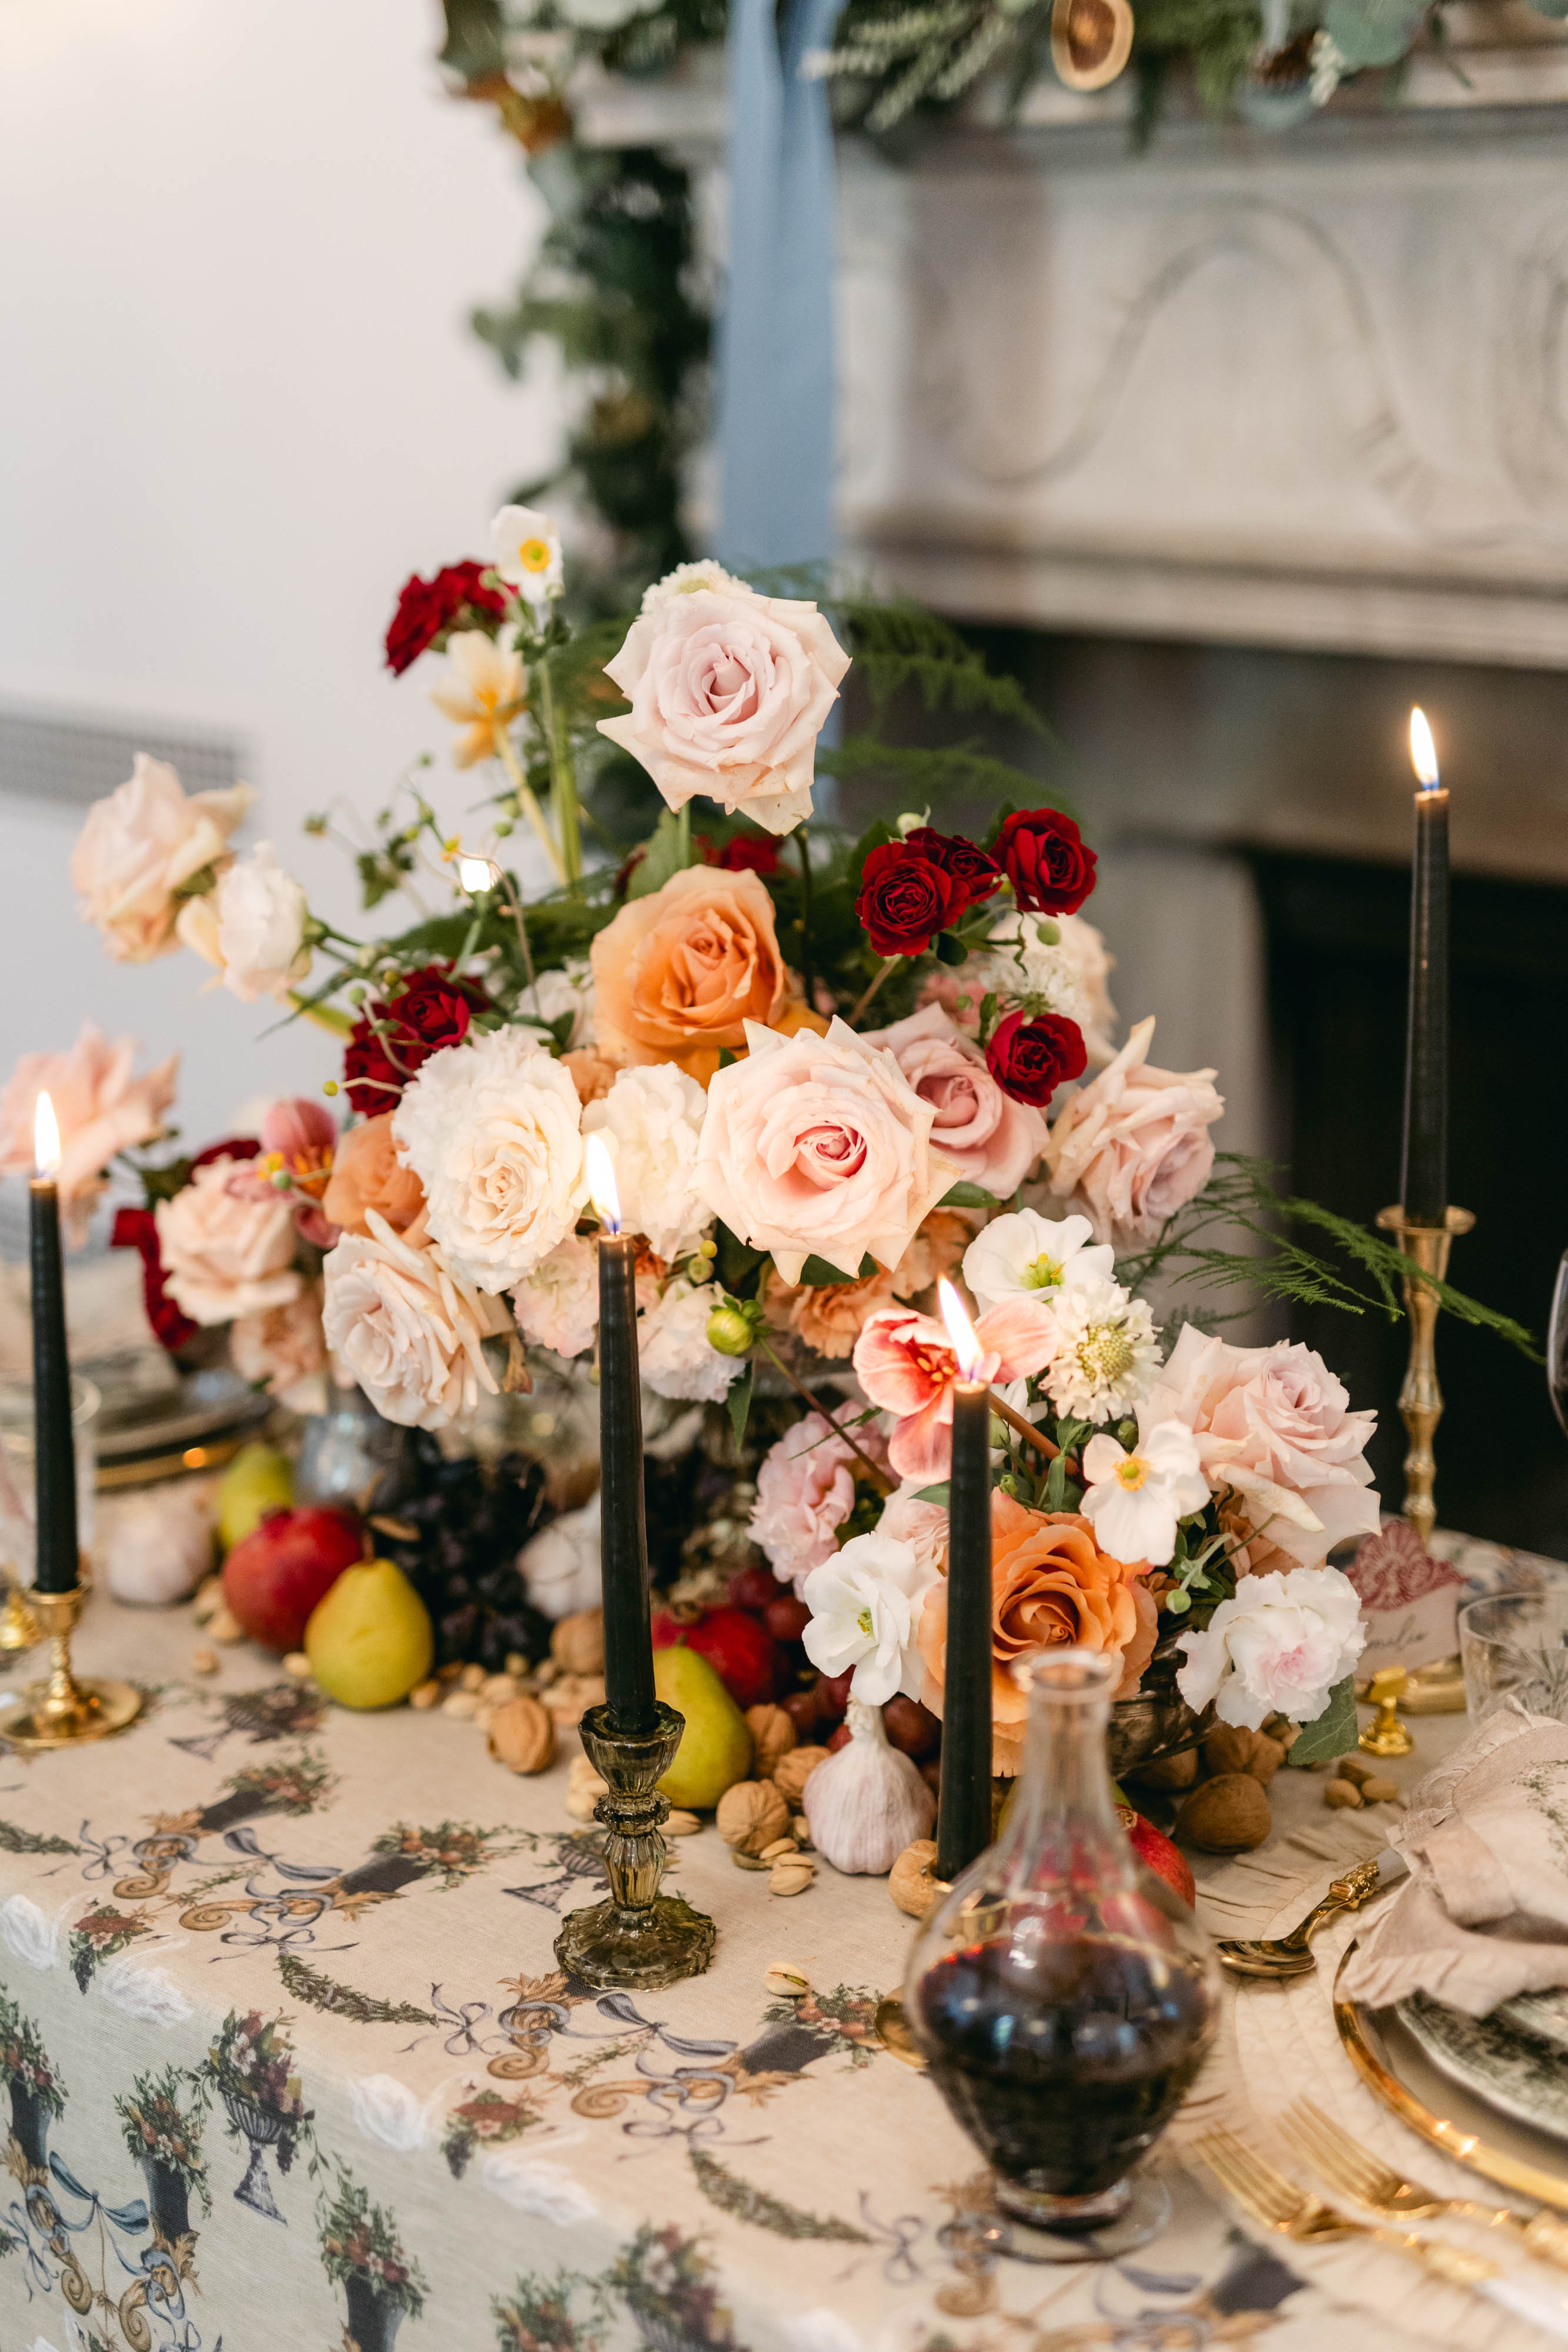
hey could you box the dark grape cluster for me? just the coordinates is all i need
[376,1436,555,1673]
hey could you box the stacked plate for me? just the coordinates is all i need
[1397,1987,1568,2143]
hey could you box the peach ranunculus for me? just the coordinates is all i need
[155,1157,303,1327]
[918,1492,1159,1772]
[1042,1015,1223,1249]
[590,866,786,1077]
[322,1211,513,1431]
[71,753,253,964]
[321,1115,426,1238]
[696,1018,955,1288]
[865,1003,1048,1198]
[597,578,850,836]
[231,1282,328,1412]
[0,1023,179,1241]
[852,1298,1058,1482]
[1141,1324,1379,1572]
[764,1210,972,1361]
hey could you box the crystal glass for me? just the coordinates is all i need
[904,1648,1219,2261]
[0,1375,99,1586]
[1460,1589,1568,1725]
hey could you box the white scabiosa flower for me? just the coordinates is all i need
[962,1207,1115,1314]
[1079,1420,1209,1568]
[800,1531,939,1705]
[581,1063,709,1264]
[391,1028,587,1292]
[1039,1275,1158,1422]
[637,1279,737,1404]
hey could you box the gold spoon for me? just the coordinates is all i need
[1216,1851,1405,1979]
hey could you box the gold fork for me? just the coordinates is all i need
[1193,2126,1568,2338]
[1281,2098,1568,2273]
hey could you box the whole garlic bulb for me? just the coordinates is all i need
[803,1699,935,1875]
[102,1479,216,1605]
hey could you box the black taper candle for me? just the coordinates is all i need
[597,1232,656,1735]
[1399,760,1449,1229]
[935,1378,994,1882]
[29,1167,79,1596]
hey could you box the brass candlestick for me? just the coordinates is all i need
[1375,1205,1475,1548]
[0,1587,141,1750]
[0,1572,39,1652]
[554,1701,715,1990]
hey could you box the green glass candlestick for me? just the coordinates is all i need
[554,1701,716,1990]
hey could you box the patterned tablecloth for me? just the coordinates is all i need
[0,1554,1536,2352]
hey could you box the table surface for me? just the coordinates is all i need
[0,1565,1527,2352]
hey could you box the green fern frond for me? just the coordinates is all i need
[834,597,1048,734]
[819,733,1074,816]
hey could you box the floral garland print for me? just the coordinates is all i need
[319,2163,428,2351]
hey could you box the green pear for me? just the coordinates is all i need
[654,1644,753,1809]
[306,1559,433,1710]
[217,1441,294,1552]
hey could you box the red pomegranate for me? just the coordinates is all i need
[1116,1802,1196,1908]
[651,1606,780,1709]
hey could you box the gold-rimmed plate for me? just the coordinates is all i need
[1333,1940,1568,2214]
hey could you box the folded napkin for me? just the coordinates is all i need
[1342,1699,1568,2016]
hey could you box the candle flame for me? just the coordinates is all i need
[584,1132,621,1234]
[33,1092,60,1181]
[937,1277,983,1379]
[1408,707,1440,791]
[457,855,497,894]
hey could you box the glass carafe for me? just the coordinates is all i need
[904,1647,1219,2260]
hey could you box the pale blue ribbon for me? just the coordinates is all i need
[716,0,842,576]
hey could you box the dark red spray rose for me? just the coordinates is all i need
[985,1010,1087,1107]
[713,834,780,877]
[383,560,506,677]
[343,963,490,1116]
[855,841,968,957]
[111,1207,196,1354]
[901,827,1001,905]
[994,808,1098,916]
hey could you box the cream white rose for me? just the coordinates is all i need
[71,754,253,964]
[177,843,311,1004]
[322,1212,512,1430]
[392,1027,587,1292]
[598,579,850,836]
[156,1158,303,1326]
[581,1063,708,1263]
[1042,1014,1223,1249]
[696,1018,954,1287]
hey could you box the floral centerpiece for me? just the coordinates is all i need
[56,509,1527,1767]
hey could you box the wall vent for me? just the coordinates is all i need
[0,701,248,808]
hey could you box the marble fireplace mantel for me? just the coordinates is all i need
[577,4,1568,667]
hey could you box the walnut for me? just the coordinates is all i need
[1130,1749,1198,1793]
[487,1694,557,1775]
[1203,1725,1285,1786]
[772,1745,830,1806]
[716,1779,791,1856]
[889,1838,943,1919]
[550,1607,605,1677]
[745,1704,798,1779]
[1175,1772,1272,1852]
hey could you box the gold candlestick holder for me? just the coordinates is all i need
[1375,1205,1475,1548]
[554,1701,715,1990]
[0,1571,39,1652]
[0,1587,141,1750]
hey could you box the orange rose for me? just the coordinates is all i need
[320,1115,426,1238]
[918,1491,1159,1772]
[590,866,786,1077]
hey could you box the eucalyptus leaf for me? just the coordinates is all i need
[1284,1675,1358,1768]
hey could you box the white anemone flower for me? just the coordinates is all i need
[1038,1275,1159,1422]
[1079,1419,1209,1567]
[428,631,526,769]
[962,1207,1115,1315]
[491,504,564,610]
[800,1531,939,1706]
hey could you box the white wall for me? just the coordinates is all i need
[0,0,560,1148]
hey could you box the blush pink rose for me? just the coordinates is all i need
[865,1003,1047,1198]
[695,1017,955,1287]
[155,1157,303,1327]
[71,753,253,963]
[852,1298,1057,1482]
[597,580,850,836]
[750,1406,892,1594]
[0,1024,179,1241]
[1042,1014,1223,1248]
[1142,1323,1380,1571]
